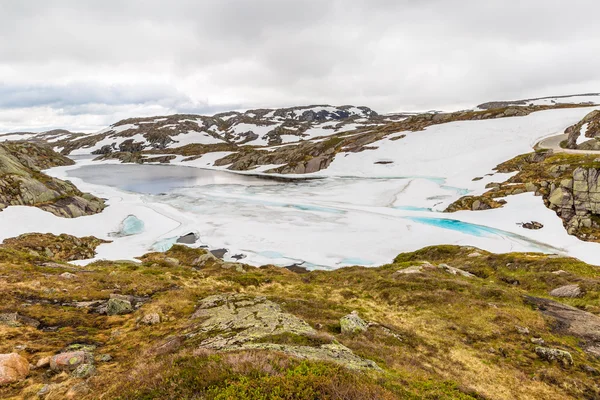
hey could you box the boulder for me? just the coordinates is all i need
[35,356,51,369]
[60,272,77,279]
[521,221,544,230]
[139,312,161,325]
[192,252,218,267]
[106,298,133,315]
[0,353,29,386]
[438,263,476,278]
[163,257,180,267]
[535,347,573,366]
[391,265,427,276]
[50,351,93,371]
[340,311,368,334]
[550,284,583,298]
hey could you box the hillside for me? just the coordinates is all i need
[0,236,599,399]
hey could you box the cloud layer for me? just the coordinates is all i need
[1,0,599,131]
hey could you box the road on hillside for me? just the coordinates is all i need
[535,133,600,155]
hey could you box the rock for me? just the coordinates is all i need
[552,270,568,275]
[524,182,538,192]
[65,382,91,399]
[50,351,93,371]
[549,284,583,298]
[531,337,545,345]
[60,272,77,279]
[72,363,96,378]
[106,298,133,315]
[525,296,600,357]
[221,262,245,273]
[189,294,379,370]
[163,257,180,267]
[467,251,482,258]
[210,248,228,259]
[0,353,29,386]
[192,252,217,266]
[284,264,309,274]
[35,356,51,369]
[96,354,113,363]
[0,312,40,328]
[521,221,544,230]
[392,265,426,276]
[515,326,530,335]
[139,312,161,325]
[438,263,476,278]
[340,311,368,334]
[535,347,573,366]
[191,294,315,348]
[176,232,199,244]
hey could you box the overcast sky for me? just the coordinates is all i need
[1,0,599,132]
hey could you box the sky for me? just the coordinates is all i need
[1,0,599,132]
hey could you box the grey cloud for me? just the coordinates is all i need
[0,0,599,131]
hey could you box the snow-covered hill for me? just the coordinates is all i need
[0,105,395,156]
[477,93,600,110]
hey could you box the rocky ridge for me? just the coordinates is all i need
[0,142,105,217]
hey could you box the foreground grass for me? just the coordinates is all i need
[0,242,599,399]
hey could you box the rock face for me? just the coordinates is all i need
[189,294,379,370]
[565,110,600,149]
[547,167,600,234]
[0,353,29,386]
[549,284,583,298]
[526,296,600,357]
[340,311,368,334]
[0,142,104,217]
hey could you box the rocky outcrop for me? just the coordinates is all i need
[565,110,600,149]
[549,284,583,298]
[526,296,600,357]
[340,311,368,334]
[1,233,108,261]
[188,294,379,370]
[547,167,600,235]
[0,142,105,217]
[0,353,29,386]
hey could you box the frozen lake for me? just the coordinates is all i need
[64,163,567,269]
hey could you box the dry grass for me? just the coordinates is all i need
[0,243,598,399]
